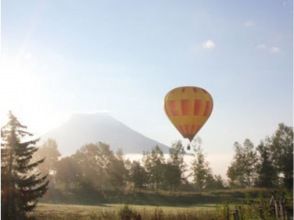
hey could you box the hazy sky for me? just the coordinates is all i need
[1,0,293,174]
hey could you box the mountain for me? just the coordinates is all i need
[41,113,170,156]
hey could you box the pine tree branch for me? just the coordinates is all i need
[16,146,38,158]
[21,179,49,201]
[19,139,39,146]
[17,129,33,136]
[17,158,45,172]
[17,174,48,188]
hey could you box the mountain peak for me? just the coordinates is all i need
[42,113,169,156]
[70,112,114,120]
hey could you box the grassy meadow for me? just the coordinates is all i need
[31,203,224,220]
[30,188,293,220]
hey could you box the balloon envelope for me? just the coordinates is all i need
[164,86,213,141]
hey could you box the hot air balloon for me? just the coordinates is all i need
[164,86,213,150]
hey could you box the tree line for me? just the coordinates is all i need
[34,124,293,195]
[34,139,227,195]
[227,123,293,190]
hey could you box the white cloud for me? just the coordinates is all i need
[244,20,255,27]
[270,47,281,54]
[256,44,281,54]
[202,40,216,49]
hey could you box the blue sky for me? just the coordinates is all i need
[1,0,293,173]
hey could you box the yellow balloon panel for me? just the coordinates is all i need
[164,86,213,141]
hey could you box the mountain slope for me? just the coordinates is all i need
[42,113,169,156]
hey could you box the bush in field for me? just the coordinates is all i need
[151,208,164,220]
[118,205,136,220]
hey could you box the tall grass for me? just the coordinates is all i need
[30,202,292,220]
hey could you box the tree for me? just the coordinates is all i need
[191,145,212,190]
[143,145,165,189]
[129,161,148,189]
[108,149,128,190]
[161,163,182,190]
[270,123,293,189]
[34,139,61,190]
[1,112,48,220]
[55,157,81,190]
[70,143,111,191]
[255,141,278,187]
[227,139,258,187]
[163,141,186,190]
[205,174,226,190]
[169,141,185,168]
[34,139,61,175]
[59,142,128,192]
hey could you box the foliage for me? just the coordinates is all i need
[192,144,212,190]
[206,174,226,190]
[55,157,80,190]
[269,123,293,189]
[1,112,48,220]
[165,141,186,189]
[191,141,224,191]
[129,161,148,189]
[34,139,61,175]
[110,149,129,190]
[143,146,166,190]
[255,141,278,187]
[227,139,258,187]
[141,143,186,191]
[56,142,128,192]
[227,124,293,189]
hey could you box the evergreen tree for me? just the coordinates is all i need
[1,112,48,220]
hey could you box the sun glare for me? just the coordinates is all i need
[0,55,44,130]
[1,55,37,105]
[0,54,70,136]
